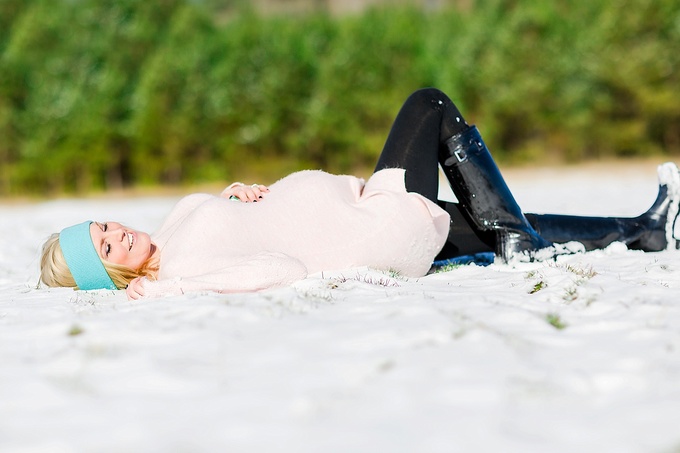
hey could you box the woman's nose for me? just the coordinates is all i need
[105,226,124,240]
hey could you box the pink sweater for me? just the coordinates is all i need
[143,169,450,297]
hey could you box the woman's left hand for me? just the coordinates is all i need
[220,182,270,202]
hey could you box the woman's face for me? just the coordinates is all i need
[90,222,156,269]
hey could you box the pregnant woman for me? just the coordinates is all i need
[40,88,680,299]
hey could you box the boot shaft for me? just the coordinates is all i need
[438,126,552,261]
[439,126,530,229]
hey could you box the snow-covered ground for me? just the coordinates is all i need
[2,161,680,453]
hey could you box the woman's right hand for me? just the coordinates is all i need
[220,182,270,202]
[126,276,146,300]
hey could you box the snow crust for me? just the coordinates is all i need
[2,163,680,453]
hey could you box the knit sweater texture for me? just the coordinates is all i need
[142,169,450,297]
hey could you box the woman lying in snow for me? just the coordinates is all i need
[40,88,680,300]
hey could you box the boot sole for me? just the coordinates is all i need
[658,162,680,250]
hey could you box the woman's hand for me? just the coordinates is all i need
[220,182,270,203]
[126,276,146,300]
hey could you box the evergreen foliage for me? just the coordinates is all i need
[1,0,679,195]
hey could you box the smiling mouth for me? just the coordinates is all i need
[127,232,134,251]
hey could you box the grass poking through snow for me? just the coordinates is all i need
[546,313,567,330]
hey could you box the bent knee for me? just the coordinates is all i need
[406,87,452,110]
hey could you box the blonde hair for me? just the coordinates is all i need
[40,233,159,290]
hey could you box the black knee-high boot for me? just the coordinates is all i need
[526,163,680,252]
[435,162,680,260]
[438,126,552,262]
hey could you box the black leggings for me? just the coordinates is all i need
[373,88,469,203]
[374,88,672,259]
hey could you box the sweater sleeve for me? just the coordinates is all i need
[141,252,308,298]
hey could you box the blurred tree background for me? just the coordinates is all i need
[0,0,679,195]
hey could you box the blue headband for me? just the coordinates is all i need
[59,221,118,290]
